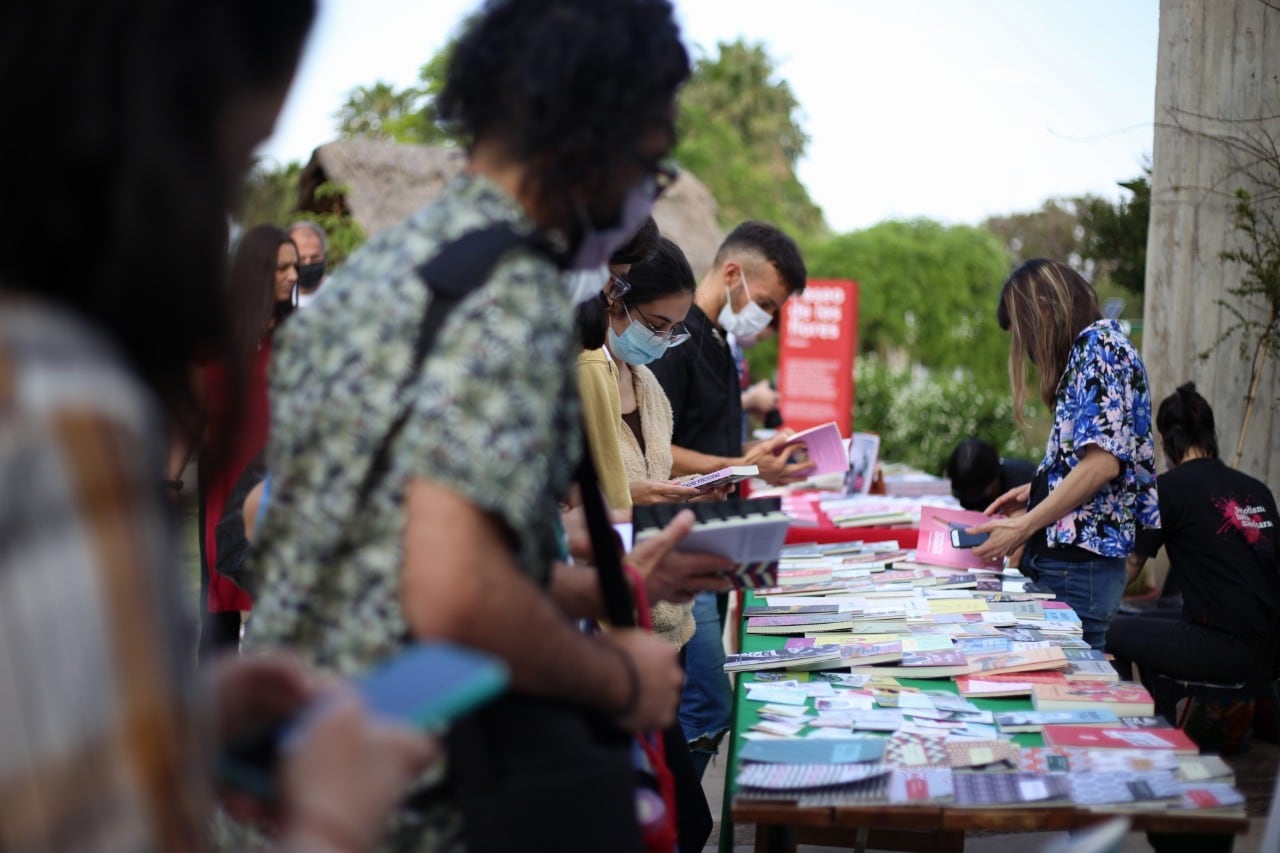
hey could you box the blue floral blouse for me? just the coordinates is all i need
[1036,319,1161,557]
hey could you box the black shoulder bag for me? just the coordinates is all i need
[359,226,646,853]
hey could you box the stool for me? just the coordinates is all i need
[1149,672,1280,755]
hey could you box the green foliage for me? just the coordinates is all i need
[1079,168,1151,296]
[1208,189,1280,362]
[335,42,457,145]
[308,181,366,268]
[854,354,1041,475]
[1200,188,1280,465]
[237,159,304,229]
[982,199,1085,267]
[802,219,1013,392]
[674,40,826,237]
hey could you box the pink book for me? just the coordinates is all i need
[780,421,849,477]
[915,506,1004,571]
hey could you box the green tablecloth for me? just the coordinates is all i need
[719,591,1049,847]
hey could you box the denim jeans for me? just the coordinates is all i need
[1023,552,1127,651]
[678,591,733,779]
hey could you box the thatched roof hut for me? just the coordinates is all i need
[297,139,725,278]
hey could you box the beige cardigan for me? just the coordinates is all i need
[621,364,695,648]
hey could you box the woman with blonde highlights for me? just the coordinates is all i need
[967,259,1160,650]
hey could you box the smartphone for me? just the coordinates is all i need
[217,642,509,800]
[949,522,990,549]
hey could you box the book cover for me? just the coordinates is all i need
[1041,725,1199,754]
[742,603,841,616]
[1018,746,1092,774]
[1031,682,1155,716]
[995,709,1120,733]
[745,612,856,634]
[966,646,1069,677]
[955,672,1069,698]
[781,421,850,477]
[952,772,1071,807]
[915,506,1005,571]
[945,740,1019,769]
[739,737,886,765]
[844,431,880,495]
[883,731,949,766]
[680,464,759,491]
[723,645,843,672]
[887,767,954,804]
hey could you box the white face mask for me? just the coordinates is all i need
[563,265,610,306]
[717,268,772,340]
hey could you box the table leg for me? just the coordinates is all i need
[754,824,797,853]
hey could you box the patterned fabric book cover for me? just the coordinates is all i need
[944,739,1019,769]
[887,767,955,804]
[884,731,949,767]
[952,772,1071,807]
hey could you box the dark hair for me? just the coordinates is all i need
[622,236,696,305]
[574,217,661,349]
[1157,382,1219,464]
[438,0,689,231]
[997,259,1101,424]
[714,221,808,295]
[946,438,1001,511]
[229,225,295,367]
[0,1,315,422]
[611,216,660,266]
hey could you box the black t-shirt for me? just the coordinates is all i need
[648,304,743,460]
[1000,457,1037,491]
[1135,458,1280,640]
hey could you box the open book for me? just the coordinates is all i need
[780,421,849,478]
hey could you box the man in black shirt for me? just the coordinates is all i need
[1108,384,1280,693]
[649,221,812,779]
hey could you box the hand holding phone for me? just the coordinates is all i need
[218,642,509,800]
[949,522,990,549]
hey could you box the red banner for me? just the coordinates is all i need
[777,279,858,435]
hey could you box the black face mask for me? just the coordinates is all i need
[297,261,325,293]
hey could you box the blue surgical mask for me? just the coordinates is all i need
[607,320,669,365]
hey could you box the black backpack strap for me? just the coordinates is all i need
[576,430,637,628]
[354,225,553,509]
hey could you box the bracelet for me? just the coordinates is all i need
[604,641,642,721]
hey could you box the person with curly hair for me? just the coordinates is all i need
[245,0,732,848]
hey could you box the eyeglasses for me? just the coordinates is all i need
[607,274,632,301]
[623,302,690,347]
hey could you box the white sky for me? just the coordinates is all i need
[259,0,1159,234]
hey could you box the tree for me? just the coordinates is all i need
[803,219,1013,392]
[236,159,303,229]
[982,199,1086,268]
[674,40,826,238]
[335,45,456,145]
[1078,167,1151,296]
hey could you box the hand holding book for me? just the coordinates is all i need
[622,508,736,604]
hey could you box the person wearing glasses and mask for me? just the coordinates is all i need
[576,231,719,853]
[647,220,813,779]
[244,1,734,847]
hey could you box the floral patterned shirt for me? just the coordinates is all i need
[1036,319,1161,557]
[241,174,582,849]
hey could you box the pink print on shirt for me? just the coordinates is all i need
[1215,496,1274,544]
